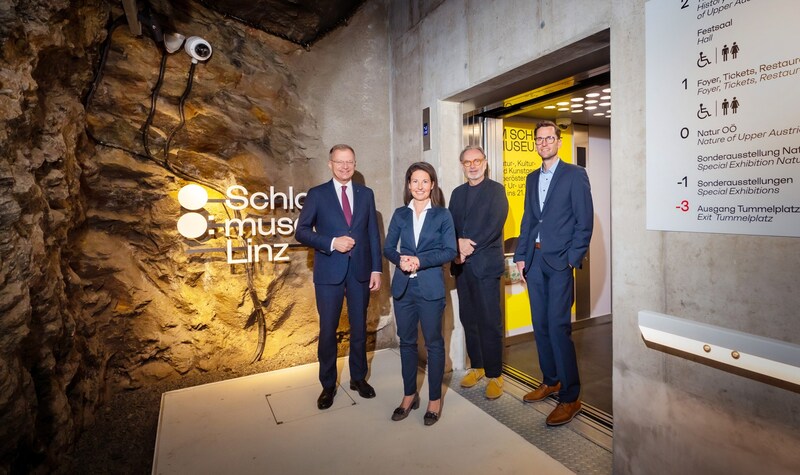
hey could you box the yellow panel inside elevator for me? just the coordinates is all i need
[502,119,574,336]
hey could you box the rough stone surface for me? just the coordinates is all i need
[0,0,393,472]
[1,1,110,471]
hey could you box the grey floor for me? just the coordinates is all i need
[152,349,577,474]
[451,370,612,474]
[504,318,613,414]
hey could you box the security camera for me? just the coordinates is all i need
[184,36,212,63]
[555,118,572,130]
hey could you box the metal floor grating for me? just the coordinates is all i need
[450,370,612,475]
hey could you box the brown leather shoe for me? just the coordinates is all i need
[546,401,582,426]
[522,382,561,403]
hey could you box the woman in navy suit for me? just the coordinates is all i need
[383,162,457,426]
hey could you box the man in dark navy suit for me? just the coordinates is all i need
[296,144,382,410]
[514,121,593,426]
[449,145,509,400]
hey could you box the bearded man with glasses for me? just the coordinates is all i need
[449,145,509,400]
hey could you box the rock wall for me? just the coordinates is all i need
[0,0,392,471]
[1,0,110,470]
[80,0,327,390]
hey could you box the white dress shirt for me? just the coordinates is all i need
[408,199,431,277]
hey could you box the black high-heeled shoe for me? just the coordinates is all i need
[391,394,420,421]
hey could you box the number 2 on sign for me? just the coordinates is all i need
[675,200,689,212]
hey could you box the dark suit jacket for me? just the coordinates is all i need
[296,180,382,284]
[513,160,593,272]
[448,178,509,279]
[383,206,457,301]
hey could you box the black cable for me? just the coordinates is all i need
[84,14,128,108]
[163,61,195,169]
[142,50,169,167]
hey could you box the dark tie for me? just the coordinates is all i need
[341,185,352,226]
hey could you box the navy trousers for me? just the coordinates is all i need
[315,262,370,389]
[526,251,581,402]
[393,278,445,400]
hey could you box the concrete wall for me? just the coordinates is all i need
[286,1,391,205]
[387,0,800,473]
[610,3,800,474]
[285,1,396,344]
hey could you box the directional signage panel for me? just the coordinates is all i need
[646,0,800,237]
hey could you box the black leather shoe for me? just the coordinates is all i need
[349,379,376,399]
[317,387,337,410]
[391,394,419,421]
[423,410,440,426]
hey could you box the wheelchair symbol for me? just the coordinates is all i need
[697,52,712,68]
[697,103,711,119]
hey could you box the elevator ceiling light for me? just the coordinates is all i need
[507,82,610,124]
[602,88,611,93]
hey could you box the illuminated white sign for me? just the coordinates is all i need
[646,0,800,237]
[176,184,307,263]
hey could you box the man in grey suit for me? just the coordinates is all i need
[514,120,593,426]
[449,145,509,400]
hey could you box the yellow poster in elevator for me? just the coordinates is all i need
[502,121,572,336]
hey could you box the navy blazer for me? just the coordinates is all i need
[513,160,593,272]
[383,206,457,301]
[296,180,382,285]
[448,178,509,279]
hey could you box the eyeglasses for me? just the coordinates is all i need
[535,136,558,145]
[461,158,485,168]
[331,160,355,167]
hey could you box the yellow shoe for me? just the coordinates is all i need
[460,368,485,388]
[485,376,504,400]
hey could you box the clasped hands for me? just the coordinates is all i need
[399,255,420,274]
